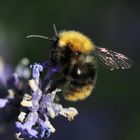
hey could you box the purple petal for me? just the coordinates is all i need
[0,99,8,108]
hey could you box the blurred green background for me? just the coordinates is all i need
[0,0,139,140]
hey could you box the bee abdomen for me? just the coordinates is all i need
[71,62,97,85]
[64,84,94,101]
[63,62,97,101]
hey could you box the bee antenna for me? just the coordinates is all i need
[53,24,58,36]
[26,35,51,40]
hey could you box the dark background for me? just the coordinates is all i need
[0,0,139,140]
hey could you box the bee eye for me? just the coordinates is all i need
[51,35,59,44]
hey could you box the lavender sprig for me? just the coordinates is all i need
[0,59,78,139]
[0,58,30,112]
[15,62,78,138]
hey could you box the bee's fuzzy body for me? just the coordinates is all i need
[50,31,97,101]
[28,27,132,101]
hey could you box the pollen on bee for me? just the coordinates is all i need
[77,68,81,75]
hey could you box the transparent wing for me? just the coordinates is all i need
[94,47,132,71]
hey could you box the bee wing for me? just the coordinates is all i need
[94,47,132,71]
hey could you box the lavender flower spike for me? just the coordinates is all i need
[15,62,78,138]
[30,63,43,84]
[16,63,43,138]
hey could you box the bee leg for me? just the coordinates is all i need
[42,66,61,91]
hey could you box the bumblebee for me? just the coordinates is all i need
[27,25,132,101]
